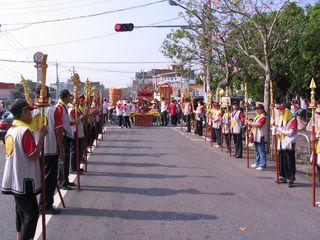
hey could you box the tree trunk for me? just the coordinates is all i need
[264,63,271,153]
[214,66,232,101]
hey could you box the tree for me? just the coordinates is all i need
[11,80,36,101]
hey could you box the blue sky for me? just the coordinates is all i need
[0,0,317,88]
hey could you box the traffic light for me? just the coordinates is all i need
[114,23,134,32]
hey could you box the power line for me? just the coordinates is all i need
[1,0,166,26]
[0,16,184,50]
[0,0,114,16]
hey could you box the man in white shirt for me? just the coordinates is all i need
[160,97,169,126]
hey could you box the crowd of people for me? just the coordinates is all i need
[1,87,106,240]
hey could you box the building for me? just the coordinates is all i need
[0,83,15,101]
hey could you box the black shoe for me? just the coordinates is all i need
[45,207,61,215]
[278,177,287,184]
[288,181,294,188]
[66,182,77,187]
[232,154,237,157]
[60,185,72,190]
[235,156,242,158]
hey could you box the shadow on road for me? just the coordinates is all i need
[60,208,218,221]
[80,185,235,197]
[88,161,179,168]
[86,171,215,179]
[92,152,171,158]
[96,145,153,149]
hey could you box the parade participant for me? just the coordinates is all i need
[116,100,124,128]
[160,97,169,126]
[194,101,205,136]
[299,94,309,120]
[69,96,85,174]
[248,104,267,170]
[33,86,64,214]
[2,99,48,240]
[169,99,178,126]
[56,90,78,190]
[123,101,132,128]
[230,101,245,158]
[274,105,298,187]
[103,98,108,124]
[211,102,222,147]
[221,107,231,152]
[184,98,192,132]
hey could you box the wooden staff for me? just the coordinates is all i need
[226,87,232,157]
[244,83,249,168]
[210,107,213,147]
[219,89,224,152]
[72,73,81,191]
[309,78,317,207]
[84,79,91,172]
[92,87,99,147]
[39,54,48,240]
[100,90,105,137]
[270,80,279,184]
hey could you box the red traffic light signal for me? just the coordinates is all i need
[115,23,134,32]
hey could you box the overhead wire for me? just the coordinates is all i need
[0,16,184,51]
[0,0,114,16]
[2,0,166,26]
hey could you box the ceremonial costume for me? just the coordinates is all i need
[69,103,85,172]
[276,107,297,186]
[33,103,62,211]
[211,104,222,146]
[221,110,231,152]
[250,105,267,169]
[230,105,244,158]
[184,101,192,132]
[1,100,43,240]
[56,92,74,189]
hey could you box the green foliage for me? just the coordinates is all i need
[11,80,36,100]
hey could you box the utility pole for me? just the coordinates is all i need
[56,60,59,99]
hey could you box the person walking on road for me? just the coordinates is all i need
[248,104,268,170]
[211,102,222,147]
[116,100,124,128]
[221,106,231,152]
[123,101,132,128]
[1,99,48,240]
[184,98,192,132]
[160,97,169,126]
[169,100,178,126]
[194,101,205,136]
[274,105,298,187]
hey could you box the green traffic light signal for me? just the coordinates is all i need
[115,23,134,32]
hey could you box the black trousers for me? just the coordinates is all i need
[70,137,84,172]
[170,114,177,126]
[161,112,168,126]
[196,120,203,136]
[233,133,242,157]
[212,128,221,145]
[124,116,131,128]
[186,115,191,132]
[59,136,71,186]
[279,149,296,181]
[15,194,39,240]
[223,133,231,151]
[118,115,123,127]
[40,154,58,210]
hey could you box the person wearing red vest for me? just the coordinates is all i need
[274,104,297,187]
[248,104,267,170]
[230,101,245,158]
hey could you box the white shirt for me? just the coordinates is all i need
[161,101,168,113]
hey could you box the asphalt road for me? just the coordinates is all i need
[44,126,319,240]
[1,126,320,240]
[0,143,16,240]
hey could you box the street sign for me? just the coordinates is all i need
[33,52,44,68]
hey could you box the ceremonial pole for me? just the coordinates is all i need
[309,78,317,207]
[270,80,279,184]
[226,87,232,157]
[244,83,249,168]
[72,73,81,191]
[93,87,99,148]
[100,90,104,139]
[219,89,224,152]
[39,54,48,240]
[84,79,91,172]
